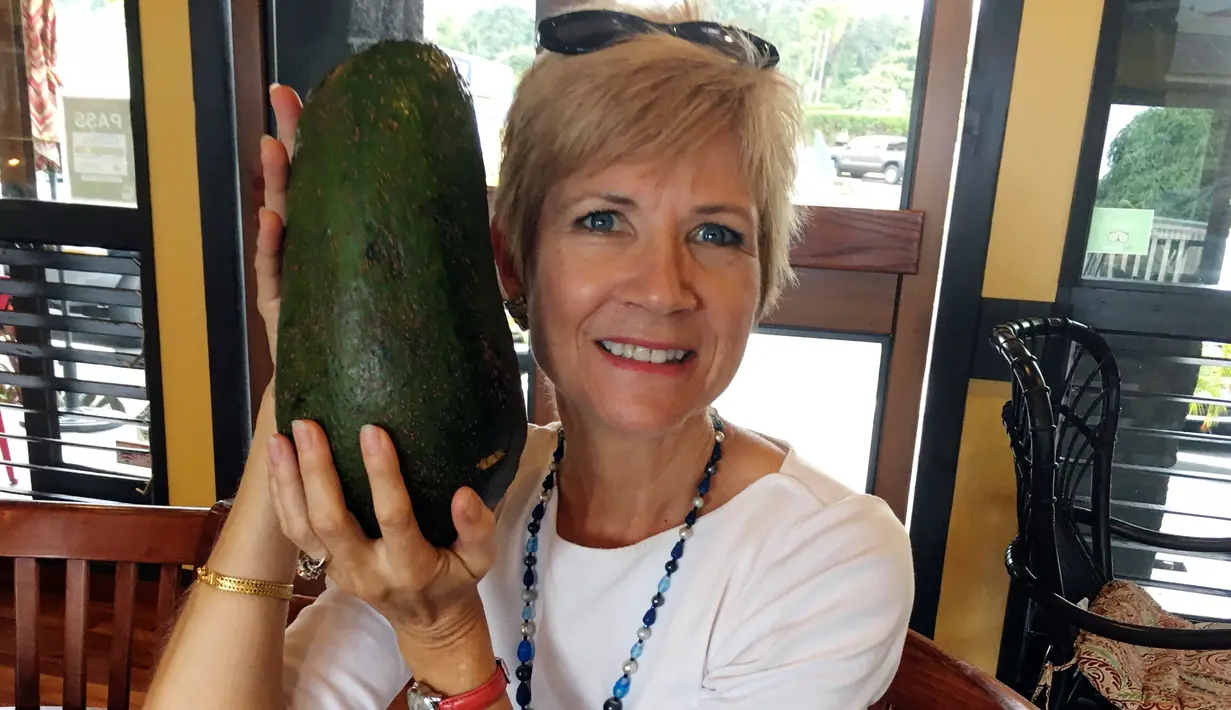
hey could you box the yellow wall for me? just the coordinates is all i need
[933,0,1104,671]
[138,3,216,507]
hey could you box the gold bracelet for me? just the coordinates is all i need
[195,566,294,601]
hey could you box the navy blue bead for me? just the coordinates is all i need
[542,473,555,489]
[671,540,685,560]
[697,478,711,496]
[516,681,531,706]
[665,559,679,574]
[523,569,536,587]
[527,521,540,535]
[684,509,697,526]
[604,698,623,710]
[517,638,534,663]
[515,663,532,682]
[643,606,657,626]
[531,502,545,521]
[652,592,665,607]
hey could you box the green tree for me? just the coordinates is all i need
[1097,107,1228,222]
[433,5,536,78]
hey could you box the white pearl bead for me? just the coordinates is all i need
[692,496,705,509]
[522,589,538,602]
[714,430,725,444]
[521,621,536,636]
[679,526,693,540]
[637,626,652,641]
[540,489,552,502]
[622,659,639,675]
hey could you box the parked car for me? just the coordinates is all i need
[832,134,908,185]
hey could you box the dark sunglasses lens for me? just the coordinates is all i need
[674,23,778,67]
[542,11,649,51]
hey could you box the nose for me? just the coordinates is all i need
[618,228,699,315]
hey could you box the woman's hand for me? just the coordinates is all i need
[254,84,304,362]
[266,419,499,655]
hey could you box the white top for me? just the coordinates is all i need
[282,423,914,709]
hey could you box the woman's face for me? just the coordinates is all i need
[527,135,761,435]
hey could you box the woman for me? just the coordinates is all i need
[146,4,913,709]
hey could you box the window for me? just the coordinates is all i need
[699,0,925,209]
[0,1,162,504]
[424,0,535,186]
[1061,0,1231,620]
[2,0,137,207]
[713,330,886,493]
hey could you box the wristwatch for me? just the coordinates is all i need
[406,659,510,710]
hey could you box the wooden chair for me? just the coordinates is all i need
[871,631,1034,709]
[0,498,230,710]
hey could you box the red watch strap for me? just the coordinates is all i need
[438,659,510,710]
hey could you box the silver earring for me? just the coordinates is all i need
[505,295,529,331]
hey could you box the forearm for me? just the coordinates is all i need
[396,609,514,710]
[146,385,299,709]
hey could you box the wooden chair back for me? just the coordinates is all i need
[0,498,229,710]
[870,631,1034,709]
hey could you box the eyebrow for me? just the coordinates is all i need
[695,203,755,223]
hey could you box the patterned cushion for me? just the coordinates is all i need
[1074,580,1231,710]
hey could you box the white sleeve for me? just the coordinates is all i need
[283,578,411,709]
[700,496,914,710]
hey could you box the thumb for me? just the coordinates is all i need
[451,487,496,580]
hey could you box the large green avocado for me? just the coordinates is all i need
[275,41,527,548]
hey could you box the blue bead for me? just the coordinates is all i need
[630,640,644,659]
[671,540,685,560]
[522,604,534,621]
[613,675,631,698]
[658,575,671,594]
[643,607,657,626]
[523,569,536,587]
[526,536,538,554]
[697,478,711,496]
[532,502,545,521]
[517,639,534,663]
[516,681,531,706]
[665,559,678,574]
[685,509,697,526]
[711,443,722,459]
[543,473,555,489]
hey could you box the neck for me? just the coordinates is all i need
[552,401,715,548]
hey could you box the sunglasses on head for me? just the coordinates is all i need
[537,9,781,70]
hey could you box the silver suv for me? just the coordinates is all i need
[832,134,908,185]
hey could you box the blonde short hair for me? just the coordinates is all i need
[491,2,802,317]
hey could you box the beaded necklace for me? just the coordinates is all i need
[513,412,726,710]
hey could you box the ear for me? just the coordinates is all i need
[491,221,523,300]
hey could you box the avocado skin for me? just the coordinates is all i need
[275,40,527,548]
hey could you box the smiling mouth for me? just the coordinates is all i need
[598,340,694,364]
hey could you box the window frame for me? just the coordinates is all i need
[0,0,169,505]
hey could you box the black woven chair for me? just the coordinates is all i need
[990,317,1231,710]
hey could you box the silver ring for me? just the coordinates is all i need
[296,549,331,580]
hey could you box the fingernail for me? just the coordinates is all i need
[269,82,282,95]
[260,134,274,147]
[291,420,312,451]
[266,435,283,467]
[360,424,381,457]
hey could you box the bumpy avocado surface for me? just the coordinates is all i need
[275,40,527,547]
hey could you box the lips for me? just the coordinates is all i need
[598,340,694,364]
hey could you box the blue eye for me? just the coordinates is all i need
[691,223,745,248]
[579,211,620,232]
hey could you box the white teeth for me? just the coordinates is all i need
[599,341,689,364]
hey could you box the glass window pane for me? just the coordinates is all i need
[695,0,925,210]
[712,331,884,493]
[1080,4,1231,289]
[1,0,136,206]
[425,0,535,186]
